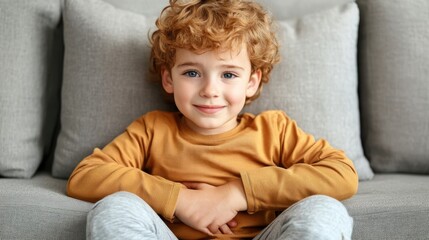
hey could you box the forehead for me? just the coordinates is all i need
[174,45,250,66]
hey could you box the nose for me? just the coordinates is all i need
[199,77,219,98]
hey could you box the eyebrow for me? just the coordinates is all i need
[176,62,200,68]
[176,62,246,71]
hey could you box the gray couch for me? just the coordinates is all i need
[1,0,428,239]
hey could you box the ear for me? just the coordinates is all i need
[246,69,262,98]
[161,67,174,94]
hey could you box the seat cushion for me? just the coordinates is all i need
[343,174,429,239]
[0,172,92,240]
[1,173,428,239]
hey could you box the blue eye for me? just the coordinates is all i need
[223,73,236,79]
[184,71,199,77]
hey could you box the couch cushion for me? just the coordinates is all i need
[344,174,429,239]
[2,173,427,240]
[0,0,62,178]
[104,0,352,20]
[256,0,353,19]
[357,0,429,173]
[52,0,175,178]
[0,172,93,239]
[244,2,374,180]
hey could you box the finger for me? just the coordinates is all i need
[208,223,221,235]
[201,228,214,236]
[227,219,238,228]
[219,224,233,234]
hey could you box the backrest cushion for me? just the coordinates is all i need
[357,0,429,173]
[0,0,62,178]
[52,0,175,178]
[245,2,374,180]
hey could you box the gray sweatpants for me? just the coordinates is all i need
[87,191,353,240]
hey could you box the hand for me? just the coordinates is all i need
[174,180,247,236]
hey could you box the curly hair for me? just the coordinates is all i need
[150,0,280,103]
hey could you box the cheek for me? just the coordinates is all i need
[225,85,248,105]
[173,81,193,104]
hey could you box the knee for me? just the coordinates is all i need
[279,195,353,239]
[87,192,155,240]
[88,191,150,222]
[95,191,144,207]
[286,195,349,216]
[302,195,349,214]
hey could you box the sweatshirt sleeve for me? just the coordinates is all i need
[67,114,182,222]
[240,111,358,214]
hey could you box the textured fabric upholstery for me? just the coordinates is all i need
[1,172,428,239]
[52,0,175,178]
[0,0,62,178]
[245,2,373,180]
[344,174,429,239]
[0,172,92,239]
[358,0,429,174]
[1,0,428,239]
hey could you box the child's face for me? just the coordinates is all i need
[162,45,261,135]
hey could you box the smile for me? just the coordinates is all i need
[194,105,225,114]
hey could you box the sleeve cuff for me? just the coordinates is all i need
[240,171,256,214]
[162,183,182,222]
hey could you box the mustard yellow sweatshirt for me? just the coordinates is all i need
[67,110,358,239]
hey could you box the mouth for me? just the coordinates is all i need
[194,105,225,114]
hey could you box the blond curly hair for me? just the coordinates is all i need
[150,0,280,103]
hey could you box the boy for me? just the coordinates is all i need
[67,0,358,239]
